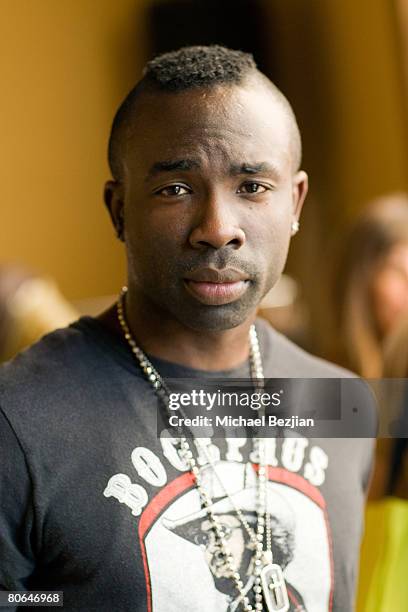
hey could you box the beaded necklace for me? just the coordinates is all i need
[117,287,289,612]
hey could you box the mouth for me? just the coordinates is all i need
[208,548,236,578]
[183,267,250,306]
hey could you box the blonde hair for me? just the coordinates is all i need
[337,194,408,377]
[383,314,408,378]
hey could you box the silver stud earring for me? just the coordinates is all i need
[291,220,300,236]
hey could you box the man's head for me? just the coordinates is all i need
[105,45,308,331]
[163,506,295,596]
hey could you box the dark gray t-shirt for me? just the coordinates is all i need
[0,317,374,611]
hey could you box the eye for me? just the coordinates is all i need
[237,182,269,195]
[222,525,233,540]
[155,184,191,197]
[194,532,210,547]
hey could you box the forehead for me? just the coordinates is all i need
[123,83,293,176]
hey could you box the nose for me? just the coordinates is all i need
[188,193,246,250]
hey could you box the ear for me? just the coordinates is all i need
[104,180,125,242]
[291,170,308,220]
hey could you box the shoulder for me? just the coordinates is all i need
[1,319,92,380]
[0,319,109,419]
[255,317,355,378]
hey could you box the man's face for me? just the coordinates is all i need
[107,79,307,331]
[199,514,253,594]
[167,513,255,595]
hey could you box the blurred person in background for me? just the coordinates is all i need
[357,314,408,612]
[333,194,408,500]
[337,195,408,611]
[0,265,78,362]
[383,314,408,498]
[335,194,408,378]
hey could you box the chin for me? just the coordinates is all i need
[174,302,257,332]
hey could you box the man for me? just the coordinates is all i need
[0,46,373,611]
[161,463,307,612]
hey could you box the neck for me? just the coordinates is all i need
[100,288,257,371]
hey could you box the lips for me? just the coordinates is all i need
[183,267,250,306]
[209,548,234,578]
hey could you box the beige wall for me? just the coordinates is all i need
[0,0,149,300]
[322,0,408,219]
[398,0,408,96]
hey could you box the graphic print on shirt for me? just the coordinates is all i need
[104,437,333,612]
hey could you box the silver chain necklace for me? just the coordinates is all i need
[117,287,289,612]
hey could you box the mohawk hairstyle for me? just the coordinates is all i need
[108,45,301,180]
[108,45,258,180]
[143,45,257,90]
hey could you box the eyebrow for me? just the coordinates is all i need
[229,162,280,176]
[145,159,281,181]
[145,159,200,181]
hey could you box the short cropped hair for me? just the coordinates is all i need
[108,45,301,180]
